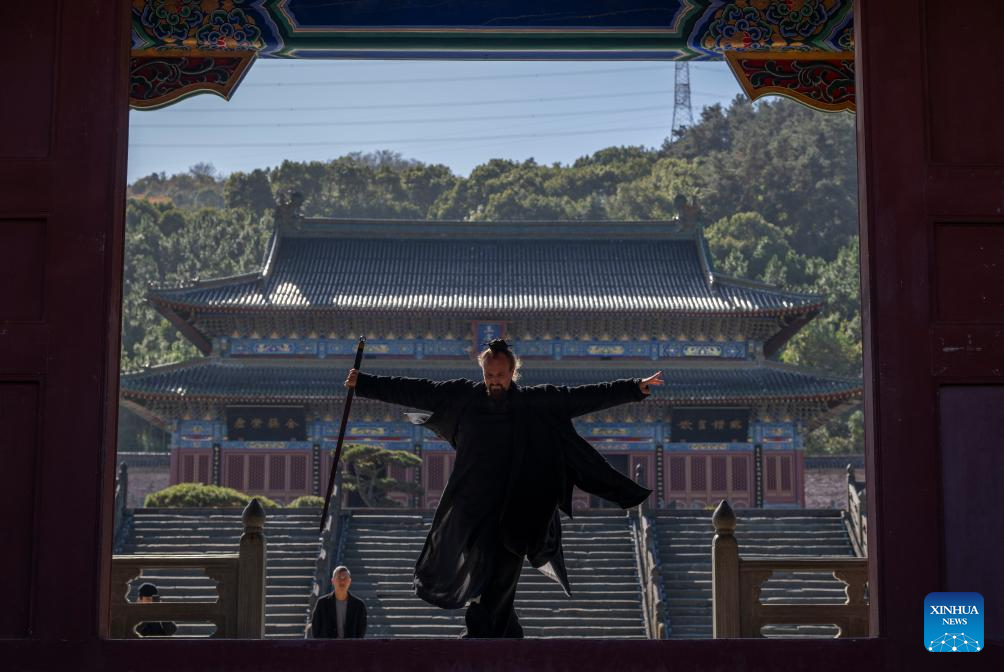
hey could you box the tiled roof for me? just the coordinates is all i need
[121,360,860,405]
[149,220,821,316]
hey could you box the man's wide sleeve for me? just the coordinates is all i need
[538,379,647,419]
[354,373,457,411]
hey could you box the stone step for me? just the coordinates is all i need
[364,624,647,638]
[345,548,636,559]
[336,510,645,639]
[658,537,851,548]
[357,588,643,602]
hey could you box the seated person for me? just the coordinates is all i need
[135,582,177,637]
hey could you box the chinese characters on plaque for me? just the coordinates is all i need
[671,408,750,443]
[226,406,307,441]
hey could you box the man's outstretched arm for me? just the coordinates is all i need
[346,369,461,411]
[537,371,664,419]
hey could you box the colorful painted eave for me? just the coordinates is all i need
[130,1,855,111]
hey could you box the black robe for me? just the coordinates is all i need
[354,373,651,610]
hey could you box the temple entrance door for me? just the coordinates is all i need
[0,0,130,640]
[858,0,1004,643]
[590,454,629,509]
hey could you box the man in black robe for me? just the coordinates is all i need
[345,339,662,638]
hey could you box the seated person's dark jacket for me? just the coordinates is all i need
[311,592,367,639]
[136,621,177,637]
[354,372,651,609]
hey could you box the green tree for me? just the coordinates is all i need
[225,168,274,215]
[705,211,810,286]
[340,444,423,507]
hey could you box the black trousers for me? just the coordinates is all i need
[463,543,525,638]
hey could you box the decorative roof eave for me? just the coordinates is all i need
[129,49,257,110]
[143,298,825,320]
[119,397,171,430]
[763,306,823,357]
[803,395,862,431]
[148,299,213,355]
[120,383,862,407]
[725,50,856,114]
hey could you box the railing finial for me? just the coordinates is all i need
[242,497,266,531]
[712,499,736,534]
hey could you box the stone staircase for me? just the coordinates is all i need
[652,509,858,639]
[340,509,647,638]
[115,508,321,638]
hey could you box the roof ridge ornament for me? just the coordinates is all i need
[677,194,715,291]
[275,190,304,231]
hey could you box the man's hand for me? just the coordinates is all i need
[639,371,664,396]
[345,368,358,389]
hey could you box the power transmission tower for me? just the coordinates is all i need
[671,61,694,140]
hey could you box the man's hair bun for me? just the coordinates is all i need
[487,338,511,354]
[478,338,521,381]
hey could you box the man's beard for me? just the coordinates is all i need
[488,385,505,400]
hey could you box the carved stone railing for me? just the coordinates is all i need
[306,472,343,636]
[712,500,868,638]
[110,499,267,639]
[845,464,868,557]
[631,463,668,639]
[634,511,669,639]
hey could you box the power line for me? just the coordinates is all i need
[130,122,674,149]
[134,87,734,115]
[142,88,674,114]
[240,64,671,88]
[157,111,674,165]
[130,104,681,129]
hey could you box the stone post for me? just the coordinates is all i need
[712,499,741,638]
[634,462,646,514]
[113,462,129,542]
[237,498,267,639]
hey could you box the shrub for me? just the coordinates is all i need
[287,495,325,508]
[144,482,278,508]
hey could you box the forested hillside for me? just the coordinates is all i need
[122,96,862,454]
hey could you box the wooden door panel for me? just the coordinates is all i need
[860,0,1004,654]
[0,218,46,321]
[923,1,1004,165]
[933,223,1004,323]
[0,4,55,159]
[0,382,40,637]
[938,386,1004,641]
[0,0,130,641]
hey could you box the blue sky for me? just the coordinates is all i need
[127,60,744,184]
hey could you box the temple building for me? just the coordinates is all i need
[120,205,861,510]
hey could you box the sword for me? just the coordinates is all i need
[319,337,365,532]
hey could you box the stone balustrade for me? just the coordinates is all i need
[712,499,868,638]
[846,464,867,556]
[109,499,266,639]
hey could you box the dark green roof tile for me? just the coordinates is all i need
[150,221,820,315]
